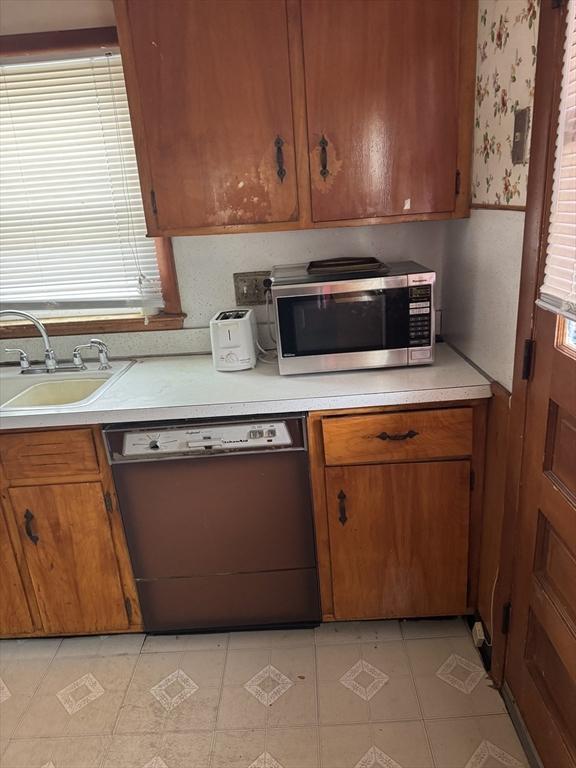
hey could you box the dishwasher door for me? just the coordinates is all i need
[111,446,320,631]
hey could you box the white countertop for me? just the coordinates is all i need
[0,344,491,430]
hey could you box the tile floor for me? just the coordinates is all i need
[0,618,529,768]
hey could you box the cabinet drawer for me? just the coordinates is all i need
[322,408,473,465]
[0,429,99,482]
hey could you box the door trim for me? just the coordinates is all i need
[491,0,569,685]
[501,683,545,768]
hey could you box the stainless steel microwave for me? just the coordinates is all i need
[269,258,435,375]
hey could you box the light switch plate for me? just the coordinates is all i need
[512,107,530,165]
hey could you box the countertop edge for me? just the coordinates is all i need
[0,382,492,431]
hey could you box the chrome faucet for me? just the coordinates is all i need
[0,310,57,372]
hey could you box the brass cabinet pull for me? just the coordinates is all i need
[337,489,347,526]
[376,430,419,441]
[24,509,39,544]
[319,135,329,180]
[275,135,286,183]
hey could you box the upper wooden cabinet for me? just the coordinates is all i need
[302,0,462,222]
[114,0,476,235]
[115,0,299,232]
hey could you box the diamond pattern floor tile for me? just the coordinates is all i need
[0,620,530,767]
[465,740,525,768]
[436,654,485,694]
[249,752,284,768]
[244,664,293,706]
[340,660,390,701]
[354,746,402,768]
[149,669,199,712]
[56,673,105,714]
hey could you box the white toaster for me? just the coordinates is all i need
[210,308,257,371]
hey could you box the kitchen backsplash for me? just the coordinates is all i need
[172,222,447,336]
[472,0,540,207]
[0,221,448,364]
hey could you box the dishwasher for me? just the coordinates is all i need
[104,415,321,632]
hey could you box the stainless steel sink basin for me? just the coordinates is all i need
[0,361,133,411]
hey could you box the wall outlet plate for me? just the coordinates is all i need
[472,621,486,648]
[233,271,271,306]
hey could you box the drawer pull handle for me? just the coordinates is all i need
[275,135,286,183]
[319,135,330,180]
[24,509,39,545]
[377,430,419,442]
[337,489,347,526]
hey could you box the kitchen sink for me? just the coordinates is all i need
[0,361,134,411]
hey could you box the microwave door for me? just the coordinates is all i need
[277,287,409,358]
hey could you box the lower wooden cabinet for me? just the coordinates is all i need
[0,427,142,638]
[308,402,487,621]
[8,483,132,635]
[325,461,470,619]
[0,501,35,636]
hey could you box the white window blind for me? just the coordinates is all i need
[0,53,163,315]
[538,0,576,321]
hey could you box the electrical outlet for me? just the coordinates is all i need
[233,271,271,306]
[472,621,486,648]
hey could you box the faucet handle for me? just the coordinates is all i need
[72,348,87,370]
[5,348,30,371]
[44,348,57,372]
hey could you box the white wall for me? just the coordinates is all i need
[174,221,447,332]
[439,0,538,391]
[0,221,447,363]
[0,0,114,35]
[442,209,525,391]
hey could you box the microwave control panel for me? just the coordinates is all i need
[408,285,432,346]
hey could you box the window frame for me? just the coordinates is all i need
[0,26,185,338]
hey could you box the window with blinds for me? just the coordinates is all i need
[538,0,576,321]
[0,52,163,316]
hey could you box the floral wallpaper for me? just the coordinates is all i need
[472,0,540,207]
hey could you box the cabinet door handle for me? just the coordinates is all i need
[275,135,286,183]
[319,135,330,180]
[337,489,347,526]
[23,509,39,545]
[377,430,419,441]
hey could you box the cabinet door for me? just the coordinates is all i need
[326,461,470,619]
[301,0,460,222]
[117,0,299,232]
[8,483,130,635]
[0,502,35,636]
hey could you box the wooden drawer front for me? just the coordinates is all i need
[322,408,473,465]
[0,429,99,482]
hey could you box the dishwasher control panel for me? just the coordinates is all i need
[121,421,293,457]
